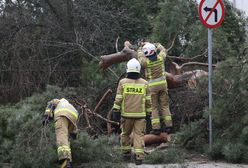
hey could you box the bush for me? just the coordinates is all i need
[174,120,208,152]
[72,132,122,164]
[145,147,185,164]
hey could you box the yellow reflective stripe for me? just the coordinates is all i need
[152,118,160,124]
[148,76,166,83]
[134,148,144,153]
[148,80,166,86]
[164,115,172,121]
[58,145,71,152]
[113,104,121,110]
[147,59,163,68]
[45,109,51,112]
[121,146,131,150]
[121,112,146,117]
[147,61,163,68]
[123,85,145,95]
[146,96,151,100]
[54,108,78,119]
[146,56,166,79]
[116,94,123,99]
[146,108,152,113]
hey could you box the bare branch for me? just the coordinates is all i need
[180,62,216,70]
[167,49,207,61]
[167,34,178,52]
[115,36,120,53]
[44,0,63,24]
[93,89,112,113]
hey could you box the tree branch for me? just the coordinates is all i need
[167,33,178,52]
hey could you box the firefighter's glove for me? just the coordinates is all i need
[112,109,121,123]
[70,129,78,140]
[137,39,146,47]
[42,115,50,126]
[165,127,173,134]
[145,113,151,122]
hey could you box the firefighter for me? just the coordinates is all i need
[137,42,173,135]
[42,98,78,168]
[112,58,152,165]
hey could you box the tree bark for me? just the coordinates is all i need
[99,47,206,89]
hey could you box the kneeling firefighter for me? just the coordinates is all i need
[42,98,78,168]
[112,58,152,165]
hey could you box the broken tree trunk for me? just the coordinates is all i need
[99,47,208,89]
[99,47,137,70]
[130,132,170,146]
[144,133,169,146]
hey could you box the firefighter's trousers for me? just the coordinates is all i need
[149,83,172,130]
[120,118,146,160]
[55,116,74,161]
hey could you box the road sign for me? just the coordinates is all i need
[199,0,225,28]
[198,0,225,151]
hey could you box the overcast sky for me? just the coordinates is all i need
[229,0,248,16]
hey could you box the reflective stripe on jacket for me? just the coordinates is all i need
[137,43,167,87]
[113,78,152,118]
[145,55,166,87]
[45,98,78,130]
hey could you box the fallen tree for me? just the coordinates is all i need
[98,41,214,145]
[99,41,211,89]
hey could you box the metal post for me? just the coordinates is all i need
[208,28,213,150]
[233,0,236,8]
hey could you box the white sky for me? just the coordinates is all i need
[197,0,248,16]
[229,0,248,16]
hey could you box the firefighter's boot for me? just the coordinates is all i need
[60,159,73,168]
[135,159,143,165]
[123,152,131,161]
[133,154,143,165]
[67,161,73,168]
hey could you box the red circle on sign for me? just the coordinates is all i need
[198,0,225,28]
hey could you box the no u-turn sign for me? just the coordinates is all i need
[199,0,225,28]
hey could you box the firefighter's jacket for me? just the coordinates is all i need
[44,98,78,133]
[138,43,167,87]
[113,78,152,118]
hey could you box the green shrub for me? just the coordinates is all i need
[222,143,245,163]
[71,133,123,167]
[145,147,184,164]
[174,120,207,152]
[206,139,225,160]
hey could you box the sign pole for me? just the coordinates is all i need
[199,0,225,150]
[208,28,213,150]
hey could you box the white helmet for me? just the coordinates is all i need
[126,58,141,73]
[142,43,156,57]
